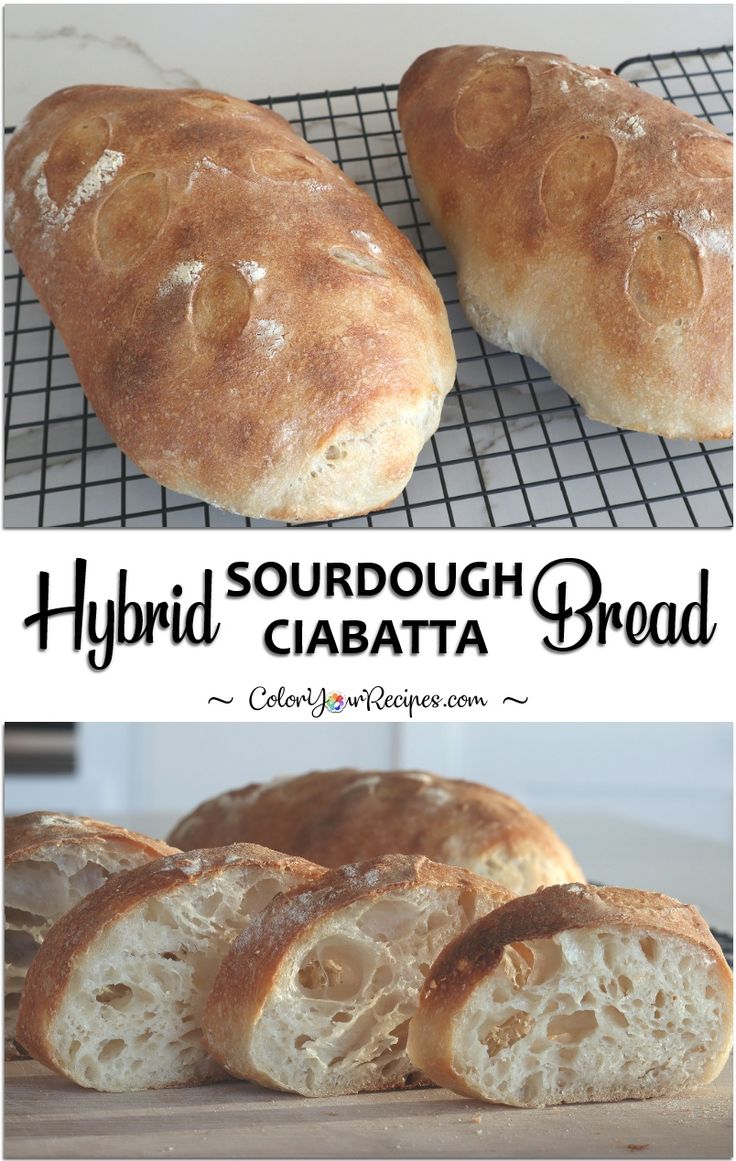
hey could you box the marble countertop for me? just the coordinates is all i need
[5,4,733,124]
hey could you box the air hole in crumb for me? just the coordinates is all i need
[331,1011,351,1023]
[357,899,420,941]
[5,907,46,928]
[372,965,393,990]
[388,1018,412,1053]
[640,937,658,963]
[4,930,39,969]
[527,940,561,987]
[547,1010,598,1044]
[484,1011,532,1057]
[604,1004,629,1028]
[95,983,133,1009]
[294,1034,313,1049]
[297,937,370,1001]
[99,1038,126,1062]
[45,116,111,205]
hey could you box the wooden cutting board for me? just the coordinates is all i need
[5,1058,732,1159]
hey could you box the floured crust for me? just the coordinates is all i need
[167,768,584,894]
[202,853,514,1094]
[15,843,326,1083]
[5,84,456,522]
[5,811,175,866]
[398,46,733,441]
[407,883,734,1102]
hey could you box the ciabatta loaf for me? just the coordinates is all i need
[398,46,732,441]
[15,844,325,1090]
[5,84,456,522]
[5,812,174,1059]
[169,768,584,893]
[407,883,733,1107]
[203,854,513,1096]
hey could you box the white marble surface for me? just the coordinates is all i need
[4,4,733,125]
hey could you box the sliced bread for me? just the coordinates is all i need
[15,844,325,1090]
[5,811,175,1059]
[407,883,734,1106]
[202,853,514,1096]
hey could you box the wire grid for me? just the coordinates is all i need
[4,47,733,528]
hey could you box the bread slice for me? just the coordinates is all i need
[15,844,325,1090]
[5,811,175,1059]
[169,768,584,894]
[407,883,733,1107]
[202,854,514,1096]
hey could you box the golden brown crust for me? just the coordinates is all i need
[5,811,175,866]
[202,853,514,1092]
[5,84,456,522]
[422,883,728,1008]
[168,769,584,893]
[15,843,326,1074]
[398,46,733,441]
[408,883,734,1097]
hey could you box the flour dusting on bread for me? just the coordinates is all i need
[159,260,204,295]
[236,259,267,283]
[256,319,286,357]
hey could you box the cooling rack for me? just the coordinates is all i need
[4,47,733,528]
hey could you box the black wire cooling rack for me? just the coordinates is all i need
[4,47,733,528]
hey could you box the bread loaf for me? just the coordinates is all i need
[4,811,175,1059]
[5,84,456,522]
[168,768,584,894]
[203,854,513,1095]
[407,883,734,1106]
[15,844,325,1090]
[398,46,733,441]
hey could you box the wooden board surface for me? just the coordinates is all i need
[5,1058,732,1159]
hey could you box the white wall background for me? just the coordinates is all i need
[5,722,732,842]
[5,4,732,125]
